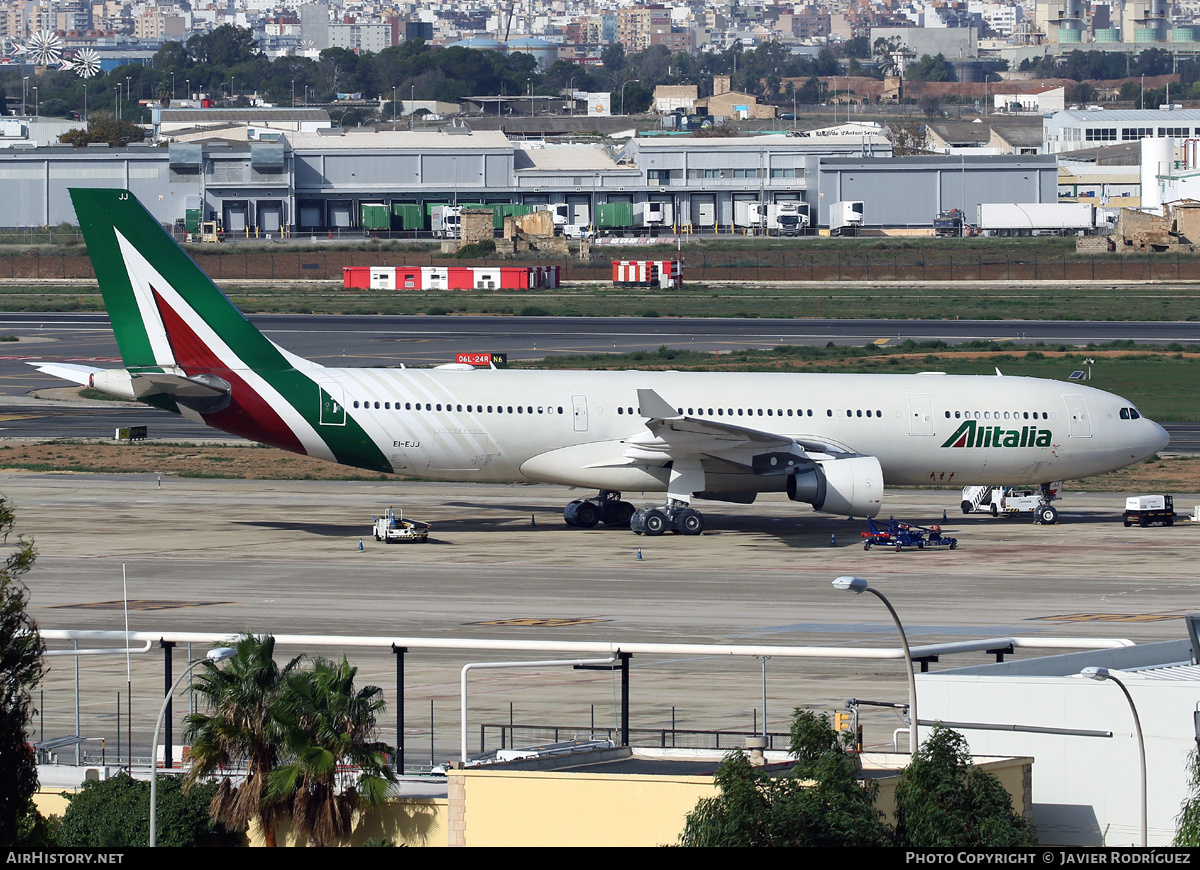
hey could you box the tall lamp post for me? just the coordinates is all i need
[833,576,920,752]
[621,78,640,116]
[22,76,28,116]
[149,646,236,847]
[1082,667,1147,847]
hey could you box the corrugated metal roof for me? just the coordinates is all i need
[1125,661,1200,681]
[515,144,617,171]
[1055,109,1200,122]
[160,109,330,122]
[285,129,514,150]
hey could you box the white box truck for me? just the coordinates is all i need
[735,202,811,236]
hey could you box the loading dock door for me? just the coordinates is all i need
[223,202,247,233]
[259,202,283,233]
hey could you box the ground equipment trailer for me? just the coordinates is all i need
[961,483,1061,524]
[862,517,957,551]
[372,507,431,543]
[1123,495,1176,527]
[564,491,637,529]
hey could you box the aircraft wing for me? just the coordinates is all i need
[629,388,855,469]
[623,388,870,504]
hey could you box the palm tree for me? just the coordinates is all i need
[184,634,301,847]
[268,657,396,846]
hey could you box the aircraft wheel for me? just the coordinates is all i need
[605,501,636,527]
[642,510,667,537]
[960,500,973,515]
[679,509,704,536]
[575,502,600,529]
[1038,505,1058,525]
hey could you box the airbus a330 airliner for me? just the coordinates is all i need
[36,189,1169,536]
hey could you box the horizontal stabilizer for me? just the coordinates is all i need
[28,361,103,386]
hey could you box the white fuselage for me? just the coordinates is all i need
[316,368,1168,497]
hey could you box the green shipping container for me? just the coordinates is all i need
[392,203,425,230]
[361,204,390,230]
[493,204,532,228]
[185,209,201,234]
[598,203,633,229]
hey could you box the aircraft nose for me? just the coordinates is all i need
[1149,420,1171,455]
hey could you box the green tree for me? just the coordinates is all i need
[1174,749,1200,845]
[907,53,956,82]
[893,725,1038,846]
[58,773,242,847]
[268,657,396,847]
[58,114,145,147]
[0,497,42,848]
[679,710,890,847]
[184,634,301,847]
[887,119,929,156]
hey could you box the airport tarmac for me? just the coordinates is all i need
[15,471,1200,771]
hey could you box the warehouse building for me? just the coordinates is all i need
[0,127,1058,234]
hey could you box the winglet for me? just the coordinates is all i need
[637,388,679,419]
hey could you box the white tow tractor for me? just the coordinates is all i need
[961,483,1061,525]
[372,507,431,543]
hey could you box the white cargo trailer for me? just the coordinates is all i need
[976,202,1095,236]
[829,201,864,236]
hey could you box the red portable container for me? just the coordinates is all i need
[343,266,371,289]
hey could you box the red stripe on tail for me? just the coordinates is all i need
[152,289,307,454]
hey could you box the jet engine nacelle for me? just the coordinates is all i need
[787,456,883,518]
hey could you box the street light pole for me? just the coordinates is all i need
[833,576,919,752]
[621,78,640,116]
[150,647,236,847]
[1082,667,1147,847]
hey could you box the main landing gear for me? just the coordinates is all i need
[563,490,636,529]
[630,499,704,537]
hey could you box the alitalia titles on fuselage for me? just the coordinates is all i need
[941,420,1053,450]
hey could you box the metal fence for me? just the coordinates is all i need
[481,723,791,754]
